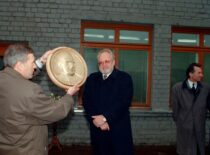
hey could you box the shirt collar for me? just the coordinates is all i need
[103,72,111,78]
[187,79,197,89]
[102,68,115,79]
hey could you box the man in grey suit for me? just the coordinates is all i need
[0,44,79,155]
[172,63,210,155]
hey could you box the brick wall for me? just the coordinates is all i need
[1,0,210,145]
[50,111,210,145]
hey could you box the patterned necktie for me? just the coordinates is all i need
[103,74,107,80]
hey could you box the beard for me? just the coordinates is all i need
[99,67,114,74]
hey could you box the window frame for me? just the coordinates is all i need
[170,26,210,106]
[0,42,12,56]
[0,41,28,56]
[79,21,153,108]
[172,27,210,65]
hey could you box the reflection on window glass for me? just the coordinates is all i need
[203,54,210,83]
[171,52,197,87]
[172,33,199,46]
[84,29,114,42]
[0,57,4,70]
[120,30,149,44]
[119,50,148,104]
[204,35,210,47]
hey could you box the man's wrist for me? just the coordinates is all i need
[35,58,44,69]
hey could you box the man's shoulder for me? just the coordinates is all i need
[200,81,210,88]
[114,69,131,78]
[173,81,183,89]
[88,72,101,80]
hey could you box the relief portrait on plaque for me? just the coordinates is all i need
[46,47,88,89]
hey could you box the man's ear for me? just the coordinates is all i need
[112,59,115,65]
[189,72,193,78]
[14,61,23,72]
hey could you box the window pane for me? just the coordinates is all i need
[172,33,199,46]
[83,48,100,75]
[204,35,210,47]
[171,52,198,87]
[84,29,114,42]
[119,30,149,44]
[119,50,148,104]
[203,53,210,83]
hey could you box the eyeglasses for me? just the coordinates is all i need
[98,60,112,66]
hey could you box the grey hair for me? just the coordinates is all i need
[97,48,115,61]
[3,44,33,68]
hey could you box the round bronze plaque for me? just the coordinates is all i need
[46,47,88,89]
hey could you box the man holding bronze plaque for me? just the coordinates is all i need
[0,44,79,155]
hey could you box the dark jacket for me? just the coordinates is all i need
[172,80,210,155]
[83,68,133,155]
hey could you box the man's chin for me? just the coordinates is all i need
[101,68,113,74]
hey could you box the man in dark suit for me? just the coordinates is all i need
[83,48,134,155]
[172,63,210,155]
[0,44,79,155]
